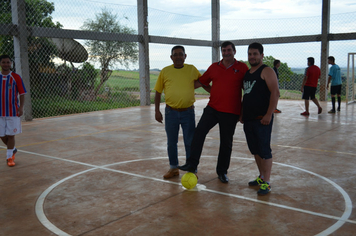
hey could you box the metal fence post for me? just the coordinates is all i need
[137,0,150,106]
[320,0,330,101]
[11,0,33,120]
[212,0,220,63]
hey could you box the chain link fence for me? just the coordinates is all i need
[1,0,143,118]
[224,11,356,102]
[1,0,355,119]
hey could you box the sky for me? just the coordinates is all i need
[49,0,356,70]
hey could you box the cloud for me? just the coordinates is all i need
[221,0,323,19]
[48,0,356,69]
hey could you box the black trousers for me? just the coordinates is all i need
[187,106,239,175]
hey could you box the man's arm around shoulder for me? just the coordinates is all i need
[194,79,211,93]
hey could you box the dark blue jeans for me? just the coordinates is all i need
[165,106,195,168]
[187,106,239,175]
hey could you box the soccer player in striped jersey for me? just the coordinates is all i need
[0,55,27,167]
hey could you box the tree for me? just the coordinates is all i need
[81,9,138,96]
[55,62,98,100]
[0,0,62,59]
[0,0,62,94]
[263,56,294,88]
[242,55,294,89]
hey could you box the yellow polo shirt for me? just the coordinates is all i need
[154,64,201,109]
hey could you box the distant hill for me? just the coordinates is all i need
[149,67,350,76]
[149,69,207,74]
[291,68,306,74]
[291,67,348,75]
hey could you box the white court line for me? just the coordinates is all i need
[4,148,354,236]
[274,144,356,157]
[35,168,97,236]
[87,163,356,224]
[275,162,354,236]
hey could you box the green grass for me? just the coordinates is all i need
[100,70,210,107]
[32,93,140,118]
[34,70,348,119]
[195,87,210,95]
[105,70,210,95]
[103,70,158,92]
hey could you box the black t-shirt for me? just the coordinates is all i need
[273,66,279,80]
[242,64,270,121]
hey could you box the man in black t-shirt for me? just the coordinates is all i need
[241,42,279,196]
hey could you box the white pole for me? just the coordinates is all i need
[347,53,350,104]
[11,0,33,120]
[352,54,355,103]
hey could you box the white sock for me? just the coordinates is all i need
[7,149,13,159]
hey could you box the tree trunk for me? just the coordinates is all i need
[93,69,113,98]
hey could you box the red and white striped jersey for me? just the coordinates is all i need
[1,71,27,117]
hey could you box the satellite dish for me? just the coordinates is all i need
[50,38,88,63]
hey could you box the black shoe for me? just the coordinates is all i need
[178,163,196,172]
[218,174,229,183]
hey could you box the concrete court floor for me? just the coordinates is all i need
[1,98,356,236]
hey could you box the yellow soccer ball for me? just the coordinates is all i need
[181,172,198,189]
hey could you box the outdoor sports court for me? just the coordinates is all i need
[1,98,356,236]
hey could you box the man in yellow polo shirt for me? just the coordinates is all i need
[154,45,203,179]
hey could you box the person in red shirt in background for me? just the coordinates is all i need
[179,41,249,183]
[300,57,322,116]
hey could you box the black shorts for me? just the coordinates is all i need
[243,117,273,160]
[302,86,317,100]
[330,85,342,95]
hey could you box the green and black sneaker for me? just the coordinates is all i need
[248,176,264,186]
[257,182,271,195]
